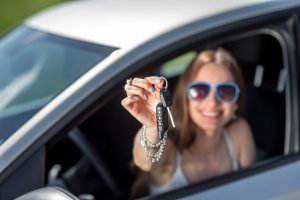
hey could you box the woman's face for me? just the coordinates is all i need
[188,63,238,135]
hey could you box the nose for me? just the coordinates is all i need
[205,89,219,106]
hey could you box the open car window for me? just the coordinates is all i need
[160,32,286,162]
[44,30,289,200]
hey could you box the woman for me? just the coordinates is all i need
[121,48,256,197]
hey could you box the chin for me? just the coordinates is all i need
[200,124,222,134]
[205,126,220,133]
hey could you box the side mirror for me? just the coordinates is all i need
[15,186,79,200]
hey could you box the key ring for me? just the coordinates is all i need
[161,77,168,89]
[126,78,133,86]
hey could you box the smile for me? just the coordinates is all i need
[202,111,221,117]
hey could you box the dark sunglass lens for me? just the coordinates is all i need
[217,85,236,102]
[188,84,209,101]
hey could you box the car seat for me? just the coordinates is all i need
[243,84,285,160]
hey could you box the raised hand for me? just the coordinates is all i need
[121,76,164,130]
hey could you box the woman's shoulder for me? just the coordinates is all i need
[226,117,253,154]
[227,117,252,137]
[226,117,256,166]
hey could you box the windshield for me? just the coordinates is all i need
[0,26,117,145]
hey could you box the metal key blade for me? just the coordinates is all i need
[167,107,176,128]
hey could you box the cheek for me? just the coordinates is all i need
[222,104,237,122]
[188,101,207,126]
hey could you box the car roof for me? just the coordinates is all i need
[26,0,274,49]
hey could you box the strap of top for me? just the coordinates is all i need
[149,152,189,195]
[223,129,239,171]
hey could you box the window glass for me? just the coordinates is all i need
[0,26,117,144]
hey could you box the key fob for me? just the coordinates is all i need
[156,102,168,140]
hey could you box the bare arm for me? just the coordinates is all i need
[228,118,256,168]
[132,127,161,171]
[121,76,169,171]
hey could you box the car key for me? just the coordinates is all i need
[156,102,168,140]
[160,77,176,128]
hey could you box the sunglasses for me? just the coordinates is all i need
[187,82,240,104]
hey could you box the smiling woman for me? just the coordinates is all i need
[121,47,256,197]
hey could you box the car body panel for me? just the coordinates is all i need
[183,158,300,200]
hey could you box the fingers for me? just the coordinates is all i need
[124,77,157,99]
[122,76,167,127]
[123,76,167,101]
[131,77,156,94]
[121,96,139,110]
[121,96,157,128]
[125,84,149,100]
[126,76,165,91]
[129,76,164,93]
[145,76,165,90]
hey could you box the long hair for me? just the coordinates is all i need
[172,47,245,151]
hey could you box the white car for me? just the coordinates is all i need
[1,0,300,199]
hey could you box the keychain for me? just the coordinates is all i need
[141,77,175,163]
[156,77,176,139]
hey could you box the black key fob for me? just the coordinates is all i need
[156,102,168,140]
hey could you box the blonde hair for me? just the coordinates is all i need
[172,47,245,151]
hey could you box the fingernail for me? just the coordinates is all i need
[133,96,139,101]
[149,86,155,93]
[143,93,148,100]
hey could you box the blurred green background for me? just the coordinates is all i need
[0,0,66,36]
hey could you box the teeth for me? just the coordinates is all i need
[203,111,219,117]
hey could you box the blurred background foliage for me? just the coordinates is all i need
[0,0,66,36]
